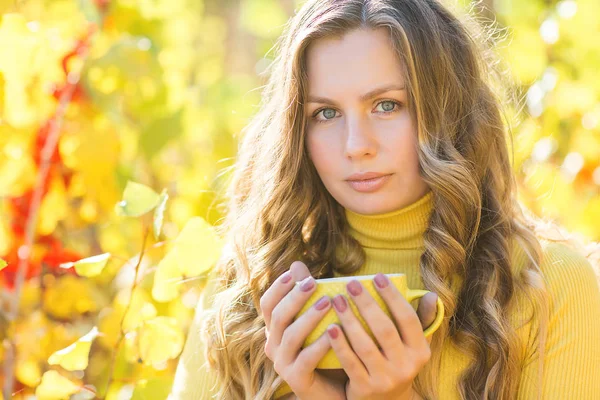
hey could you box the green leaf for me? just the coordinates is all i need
[115,181,160,217]
[0,258,7,272]
[153,189,169,240]
[60,253,111,277]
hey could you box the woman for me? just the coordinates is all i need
[171,0,600,399]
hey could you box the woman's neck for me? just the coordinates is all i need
[344,191,434,250]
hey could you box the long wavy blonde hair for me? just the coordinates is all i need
[202,0,553,398]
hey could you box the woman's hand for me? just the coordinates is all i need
[326,273,439,400]
[260,261,346,400]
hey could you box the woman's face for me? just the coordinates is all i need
[304,27,430,215]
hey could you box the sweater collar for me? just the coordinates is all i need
[344,190,433,250]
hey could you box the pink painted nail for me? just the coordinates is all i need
[281,271,291,283]
[300,276,315,292]
[374,273,389,289]
[327,325,339,339]
[332,295,347,312]
[314,296,330,311]
[347,280,362,296]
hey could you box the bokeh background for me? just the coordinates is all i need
[0,0,598,398]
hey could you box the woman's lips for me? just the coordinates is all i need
[346,174,392,193]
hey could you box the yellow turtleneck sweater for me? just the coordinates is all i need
[170,191,600,399]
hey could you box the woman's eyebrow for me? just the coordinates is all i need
[307,83,406,104]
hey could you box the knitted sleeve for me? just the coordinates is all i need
[517,241,600,399]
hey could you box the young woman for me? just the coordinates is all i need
[171,0,600,399]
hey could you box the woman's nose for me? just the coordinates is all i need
[344,116,377,159]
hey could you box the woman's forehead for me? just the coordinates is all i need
[305,28,407,101]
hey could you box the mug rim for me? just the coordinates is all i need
[294,273,406,284]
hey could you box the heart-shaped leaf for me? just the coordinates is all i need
[115,181,160,217]
[48,326,99,371]
[60,253,111,277]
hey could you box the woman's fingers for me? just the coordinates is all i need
[260,269,295,328]
[268,275,317,349]
[345,280,405,362]
[372,274,428,350]
[416,291,439,346]
[326,324,369,386]
[279,295,332,365]
[330,293,386,374]
[260,261,311,328]
[294,331,332,376]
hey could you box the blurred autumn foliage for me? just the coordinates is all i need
[0,0,598,399]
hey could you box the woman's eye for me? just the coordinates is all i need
[311,100,401,124]
[374,100,400,113]
[312,108,338,123]
[322,108,337,119]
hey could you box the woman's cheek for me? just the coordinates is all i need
[306,131,335,169]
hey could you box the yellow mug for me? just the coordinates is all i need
[294,273,445,369]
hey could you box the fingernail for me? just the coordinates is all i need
[374,273,389,289]
[281,271,291,283]
[300,276,315,292]
[314,296,330,311]
[346,280,362,296]
[327,325,339,339]
[332,295,347,312]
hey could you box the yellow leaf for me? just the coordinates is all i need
[35,370,81,400]
[0,258,6,271]
[15,357,41,387]
[0,13,42,127]
[0,148,36,197]
[19,280,41,316]
[124,331,140,364]
[153,189,169,240]
[172,216,222,276]
[151,251,182,302]
[43,275,107,319]
[59,121,121,213]
[97,308,122,349]
[48,326,99,371]
[12,310,53,361]
[79,196,99,223]
[37,176,68,236]
[116,288,157,331]
[131,377,174,400]
[151,217,221,301]
[138,316,184,364]
[60,253,111,277]
[73,253,110,277]
[115,181,160,217]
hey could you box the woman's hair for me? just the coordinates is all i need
[201,0,552,398]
